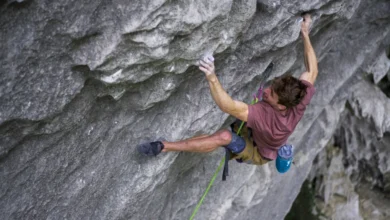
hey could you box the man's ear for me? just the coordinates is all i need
[277,104,287,111]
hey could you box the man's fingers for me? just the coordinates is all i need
[303,14,311,23]
[202,59,211,67]
[199,60,207,69]
[203,57,214,65]
[206,56,214,62]
[199,66,210,74]
[200,60,212,69]
[301,13,311,22]
[199,56,215,76]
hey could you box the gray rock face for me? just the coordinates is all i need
[310,146,363,220]
[307,81,390,219]
[303,68,390,219]
[1,0,390,219]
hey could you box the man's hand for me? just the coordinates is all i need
[301,14,312,36]
[199,56,215,78]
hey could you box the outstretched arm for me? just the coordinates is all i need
[199,57,249,122]
[299,14,318,84]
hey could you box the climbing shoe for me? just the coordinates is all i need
[137,141,164,156]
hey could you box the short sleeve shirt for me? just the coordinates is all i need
[247,80,316,160]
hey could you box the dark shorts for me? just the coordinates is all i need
[224,132,246,154]
[224,125,272,166]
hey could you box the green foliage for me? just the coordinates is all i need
[285,180,320,220]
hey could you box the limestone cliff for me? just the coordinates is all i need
[1,0,389,219]
[306,79,390,220]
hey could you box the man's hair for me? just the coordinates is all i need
[271,74,308,109]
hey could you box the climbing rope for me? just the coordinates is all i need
[189,92,259,220]
[189,157,225,220]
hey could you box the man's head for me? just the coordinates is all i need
[262,75,308,110]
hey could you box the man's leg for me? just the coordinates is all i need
[162,129,232,153]
[137,129,232,156]
[184,134,209,141]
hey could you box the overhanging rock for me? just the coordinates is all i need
[1,0,390,219]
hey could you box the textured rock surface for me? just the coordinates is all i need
[1,0,390,219]
[307,80,390,220]
[312,147,363,220]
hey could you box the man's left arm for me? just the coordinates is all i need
[299,14,318,85]
[199,58,249,122]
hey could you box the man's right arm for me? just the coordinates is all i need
[299,14,318,85]
[199,58,249,122]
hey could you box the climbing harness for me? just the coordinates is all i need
[221,95,261,180]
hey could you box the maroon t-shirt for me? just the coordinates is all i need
[247,80,315,160]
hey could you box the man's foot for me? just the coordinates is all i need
[137,141,165,156]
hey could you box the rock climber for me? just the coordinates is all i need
[137,14,318,168]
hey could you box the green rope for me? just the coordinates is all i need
[236,98,258,135]
[189,156,225,220]
[189,96,260,220]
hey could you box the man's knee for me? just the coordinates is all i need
[218,129,232,145]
